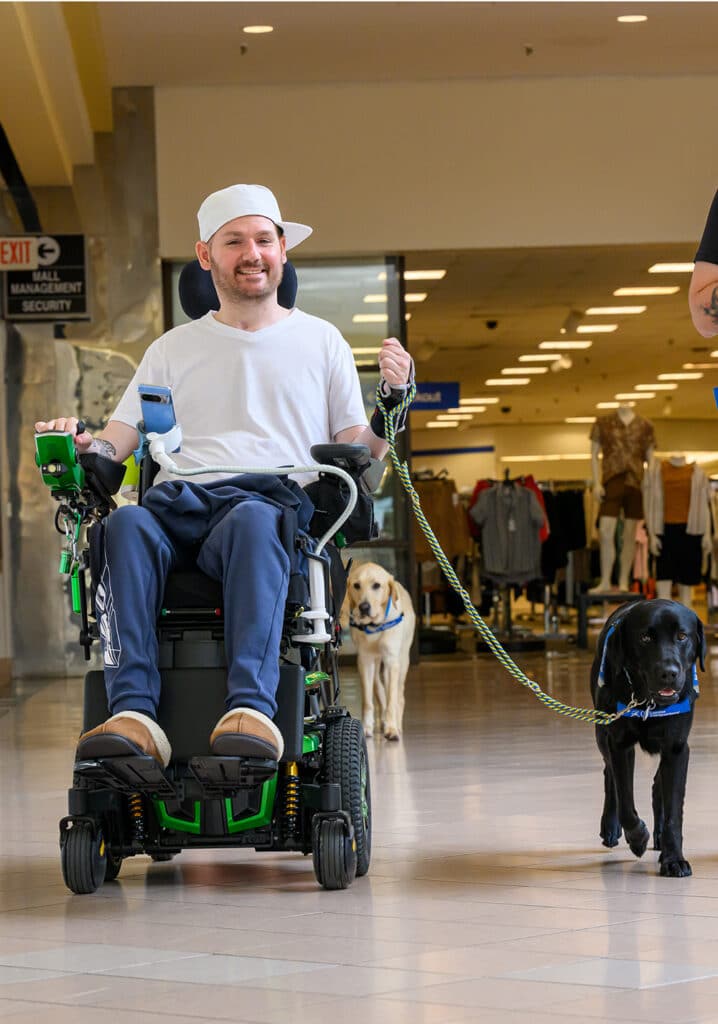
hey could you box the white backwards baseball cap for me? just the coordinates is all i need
[197,184,313,250]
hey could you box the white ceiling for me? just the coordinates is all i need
[98,2,718,85]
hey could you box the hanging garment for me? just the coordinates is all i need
[470,483,545,584]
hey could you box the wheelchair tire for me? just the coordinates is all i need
[312,817,356,890]
[61,823,108,894]
[323,716,372,877]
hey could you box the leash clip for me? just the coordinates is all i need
[642,700,655,722]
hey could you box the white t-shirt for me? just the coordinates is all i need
[111,309,368,485]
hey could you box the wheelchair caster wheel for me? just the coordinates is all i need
[150,853,176,862]
[61,823,109,894]
[312,817,357,890]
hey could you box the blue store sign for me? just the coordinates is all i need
[412,382,460,410]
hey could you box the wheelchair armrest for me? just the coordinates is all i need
[309,443,385,494]
[78,452,126,505]
[310,443,370,470]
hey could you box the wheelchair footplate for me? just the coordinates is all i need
[188,756,277,797]
[74,755,176,799]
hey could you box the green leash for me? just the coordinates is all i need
[377,383,637,726]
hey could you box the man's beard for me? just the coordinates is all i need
[210,258,283,302]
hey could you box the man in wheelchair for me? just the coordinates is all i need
[35,183,412,771]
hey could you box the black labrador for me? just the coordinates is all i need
[591,598,705,877]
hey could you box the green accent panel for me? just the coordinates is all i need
[154,799,202,834]
[225,773,277,833]
[303,733,320,753]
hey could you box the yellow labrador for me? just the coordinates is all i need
[342,562,416,741]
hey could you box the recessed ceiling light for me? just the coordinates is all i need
[377,270,446,281]
[539,341,592,350]
[363,294,386,303]
[565,417,596,423]
[649,263,695,273]
[683,362,718,370]
[404,270,446,281]
[501,367,548,375]
[437,413,474,421]
[405,293,428,302]
[577,324,617,333]
[614,286,680,296]
[485,378,530,386]
[617,14,648,23]
[519,354,561,362]
[243,24,274,33]
[658,372,704,380]
[615,392,655,400]
[354,361,376,369]
[634,383,677,391]
[585,306,646,315]
[353,313,388,323]
[352,346,382,354]
[427,421,456,428]
[448,406,484,414]
[597,402,620,409]
[459,397,499,405]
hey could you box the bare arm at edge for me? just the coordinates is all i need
[689,261,718,338]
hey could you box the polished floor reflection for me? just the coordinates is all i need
[2,640,718,1023]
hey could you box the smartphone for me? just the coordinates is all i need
[138,384,180,451]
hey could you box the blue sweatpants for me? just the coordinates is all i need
[95,475,312,721]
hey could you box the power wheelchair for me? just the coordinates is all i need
[36,259,381,894]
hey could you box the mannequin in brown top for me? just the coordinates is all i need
[589,405,656,593]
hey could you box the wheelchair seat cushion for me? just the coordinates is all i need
[163,570,223,612]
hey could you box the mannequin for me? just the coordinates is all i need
[589,405,656,593]
[643,453,711,611]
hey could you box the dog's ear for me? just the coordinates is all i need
[339,591,351,630]
[694,613,706,672]
[388,576,401,608]
[602,617,627,686]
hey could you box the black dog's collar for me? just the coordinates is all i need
[598,622,699,720]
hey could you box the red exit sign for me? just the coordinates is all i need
[0,237,39,270]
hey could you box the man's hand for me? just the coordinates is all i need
[378,337,412,387]
[34,417,94,452]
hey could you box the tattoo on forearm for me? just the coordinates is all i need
[701,286,718,324]
[87,438,117,459]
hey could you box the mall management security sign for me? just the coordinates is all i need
[412,382,460,410]
[1,234,89,321]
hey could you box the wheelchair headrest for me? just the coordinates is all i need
[178,259,298,320]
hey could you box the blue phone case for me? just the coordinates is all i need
[138,384,179,449]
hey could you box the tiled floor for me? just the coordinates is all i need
[2,634,718,1023]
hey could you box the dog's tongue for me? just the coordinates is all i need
[659,688,676,697]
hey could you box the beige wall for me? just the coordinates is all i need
[155,75,718,258]
[411,420,718,492]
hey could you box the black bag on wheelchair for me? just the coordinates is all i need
[304,472,378,545]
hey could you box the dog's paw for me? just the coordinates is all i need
[600,815,622,848]
[660,857,692,878]
[362,721,374,739]
[625,821,650,858]
[383,724,401,741]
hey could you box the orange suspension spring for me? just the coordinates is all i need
[283,763,300,841]
[128,792,145,843]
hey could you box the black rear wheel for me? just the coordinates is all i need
[324,716,371,876]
